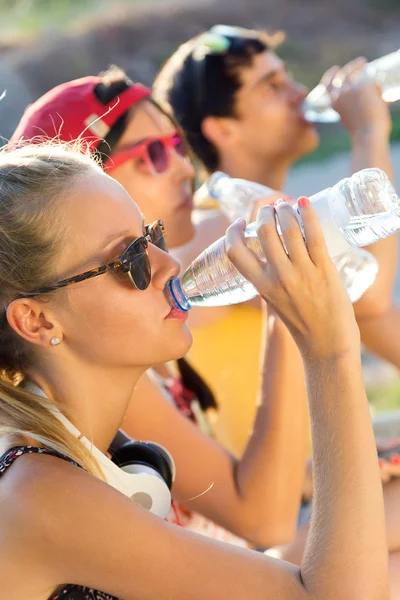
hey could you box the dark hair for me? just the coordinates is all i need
[94,66,217,413]
[153,27,282,173]
[176,358,217,412]
[93,65,186,164]
[93,66,133,161]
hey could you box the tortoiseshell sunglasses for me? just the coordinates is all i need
[16,221,167,299]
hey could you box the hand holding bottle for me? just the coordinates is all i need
[303,49,400,123]
[225,199,360,359]
[326,57,392,137]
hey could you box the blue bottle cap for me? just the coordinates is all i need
[165,278,191,312]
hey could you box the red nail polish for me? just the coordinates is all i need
[390,455,400,465]
[378,459,386,469]
[274,198,285,206]
[297,197,310,209]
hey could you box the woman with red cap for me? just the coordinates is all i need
[10,67,311,550]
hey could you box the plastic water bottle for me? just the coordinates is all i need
[205,171,379,304]
[166,168,399,310]
[304,49,400,123]
[208,174,275,222]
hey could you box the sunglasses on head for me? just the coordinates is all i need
[16,221,167,299]
[104,131,187,175]
[192,25,258,113]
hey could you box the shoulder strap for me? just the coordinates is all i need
[0,445,82,475]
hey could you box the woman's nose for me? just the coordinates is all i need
[150,244,181,290]
[170,147,195,181]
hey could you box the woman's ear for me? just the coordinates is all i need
[6,299,63,348]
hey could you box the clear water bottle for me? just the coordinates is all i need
[209,173,275,222]
[206,171,379,304]
[304,49,400,123]
[166,168,399,310]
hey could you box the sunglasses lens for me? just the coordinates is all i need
[122,239,151,291]
[129,252,151,291]
[151,223,168,252]
[148,140,169,173]
[173,135,187,158]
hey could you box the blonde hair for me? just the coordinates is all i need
[0,141,105,476]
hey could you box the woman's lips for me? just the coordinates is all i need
[177,191,193,211]
[165,307,189,321]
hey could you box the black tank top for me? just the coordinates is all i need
[0,446,120,600]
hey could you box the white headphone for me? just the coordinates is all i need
[24,382,175,519]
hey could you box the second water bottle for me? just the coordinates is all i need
[166,168,400,310]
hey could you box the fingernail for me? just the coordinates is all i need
[298,197,310,209]
[378,459,386,469]
[390,455,400,465]
[274,198,286,206]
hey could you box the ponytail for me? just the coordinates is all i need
[0,376,103,477]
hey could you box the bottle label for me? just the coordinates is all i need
[307,191,354,257]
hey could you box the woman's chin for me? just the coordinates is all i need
[168,324,193,360]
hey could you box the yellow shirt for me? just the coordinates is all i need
[187,303,263,457]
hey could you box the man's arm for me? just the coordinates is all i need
[331,59,400,367]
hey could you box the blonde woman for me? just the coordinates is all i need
[0,143,387,599]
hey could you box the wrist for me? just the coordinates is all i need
[302,345,361,369]
[352,125,391,144]
[298,330,361,364]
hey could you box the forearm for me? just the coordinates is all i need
[351,130,396,275]
[235,313,309,547]
[350,128,400,367]
[351,128,393,182]
[357,305,400,369]
[301,352,388,598]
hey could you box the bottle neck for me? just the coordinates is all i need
[165,278,191,312]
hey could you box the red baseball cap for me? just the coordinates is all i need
[10,76,151,150]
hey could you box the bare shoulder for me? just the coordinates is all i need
[0,450,100,539]
[0,450,149,593]
[0,447,304,600]
[0,452,97,593]
[0,450,134,561]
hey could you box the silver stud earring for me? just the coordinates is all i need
[50,337,61,346]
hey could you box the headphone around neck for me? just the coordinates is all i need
[24,382,175,519]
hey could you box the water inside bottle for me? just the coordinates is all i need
[334,250,378,303]
[342,212,400,246]
[334,169,400,247]
[304,49,400,122]
[180,233,262,307]
[367,51,400,103]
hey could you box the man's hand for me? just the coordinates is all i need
[322,57,392,138]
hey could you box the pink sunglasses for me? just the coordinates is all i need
[104,131,188,174]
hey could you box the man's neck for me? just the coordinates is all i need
[218,153,291,191]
